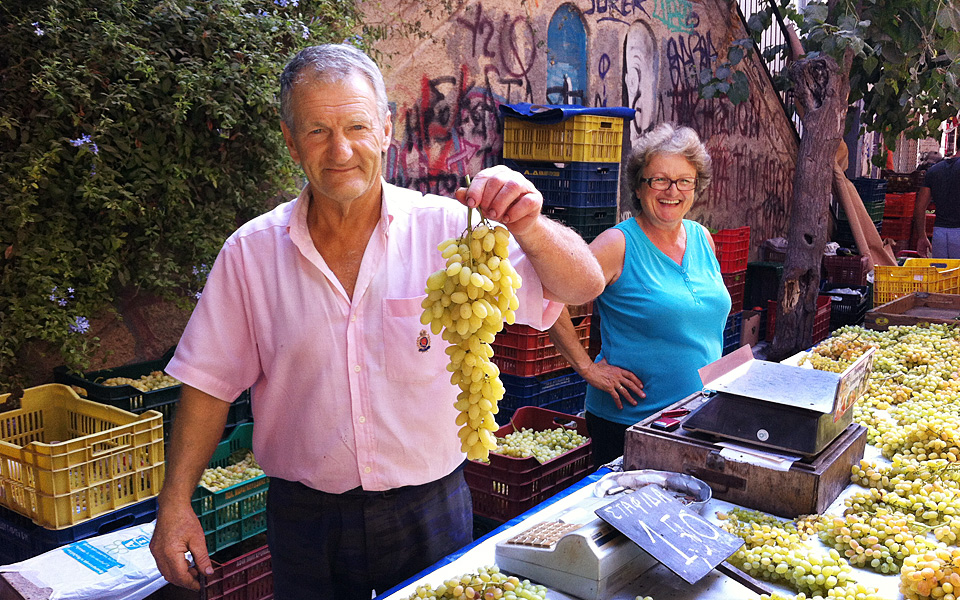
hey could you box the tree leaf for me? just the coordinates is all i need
[699,68,714,85]
[728,46,745,66]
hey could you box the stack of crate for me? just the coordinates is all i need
[491,301,592,422]
[714,226,750,355]
[496,110,631,420]
[0,384,164,565]
[502,112,625,243]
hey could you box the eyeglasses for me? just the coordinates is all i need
[640,176,698,191]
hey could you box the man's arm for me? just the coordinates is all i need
[912,186,932,256]
[150,385,230,590]
[455,165,605,305]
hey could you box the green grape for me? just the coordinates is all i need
[404,565,547,600]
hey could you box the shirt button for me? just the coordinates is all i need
[359,416,366,424]
[351,314,357,322]
[354,365,361,372]
[364,466,371,473]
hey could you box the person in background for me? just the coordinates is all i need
[548,123,730,467]
[914,152,959,258]
[149,43,605,600]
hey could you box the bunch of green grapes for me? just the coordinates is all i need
[818,509,936,573]
[492,427,589,464]
[101,370,180,391]
[718,508,854,597]
[198,450,263,492]
[404,565,546,600]
[421,213,521,462]
[900,547,960,599]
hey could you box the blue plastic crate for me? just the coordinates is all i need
[851,178,887,204]
[722,311,743,355]
[0,497,157,565]
[498,371,586,424]
[505,159,619,208]
[540,393,586,417]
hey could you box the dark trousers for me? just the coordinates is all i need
[585,411,631,468]
[266,465,473,600]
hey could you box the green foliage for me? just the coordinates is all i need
[715,0,960,163]
[0,0,362,389]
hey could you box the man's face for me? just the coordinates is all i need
[281,73,392,208]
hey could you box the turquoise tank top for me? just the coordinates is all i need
[585,218,731,425]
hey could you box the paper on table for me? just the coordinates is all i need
[716,442,800,471]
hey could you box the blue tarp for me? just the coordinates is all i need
[499,103,636,124]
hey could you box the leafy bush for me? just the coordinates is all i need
[0,0,362,389]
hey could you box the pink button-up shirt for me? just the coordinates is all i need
[166,181,561,493]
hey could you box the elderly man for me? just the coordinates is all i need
[150,43,604,599]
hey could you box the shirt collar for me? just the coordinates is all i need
[287,179,395,249]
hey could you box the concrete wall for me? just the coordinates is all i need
[369,0,799,247]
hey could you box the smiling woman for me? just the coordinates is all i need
[548,122,731,468]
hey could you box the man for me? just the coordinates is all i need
[914,152,960,258]
[149,44,604,599]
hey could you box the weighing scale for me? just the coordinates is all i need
[681,345,876,457]
[494,495,659,600]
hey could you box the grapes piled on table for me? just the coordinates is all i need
[421,212,521,462]
[198,450,263,492]
[100,370,179,391]
[491,427,589,464]
[717,324,960,600]
[404,565,546,600]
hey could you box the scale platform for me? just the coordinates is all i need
[681,345,875,457]
[495,495,658,600]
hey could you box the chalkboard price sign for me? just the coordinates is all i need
[595,484,744,584]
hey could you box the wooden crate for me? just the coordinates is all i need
[623,392,867,519]
[864,292,960,331]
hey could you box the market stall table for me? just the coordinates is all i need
[376,443,899,600]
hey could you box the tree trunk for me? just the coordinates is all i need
[768,50,853,361]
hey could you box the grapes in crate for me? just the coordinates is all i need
[199,449,264,492]
[99,370,180,392]
[491,427,589,464]
[421,208,522,462]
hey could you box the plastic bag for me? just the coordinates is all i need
[0,521,166,600]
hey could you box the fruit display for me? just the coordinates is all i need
[722,323,960,600]
[404,565,546,600]
[99,370,180,391]
[421,207,521,462]
[491,426,588,464]
[198,449,263,492]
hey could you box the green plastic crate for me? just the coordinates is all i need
[191,423,267,555]
[542,205,617,243]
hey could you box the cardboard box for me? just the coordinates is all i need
[624,393,867,518]
[864,292,960,330]
[740,309,762,347]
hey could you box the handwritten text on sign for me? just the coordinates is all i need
[595,485,743,584]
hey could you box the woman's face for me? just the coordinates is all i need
[635,153,697,231]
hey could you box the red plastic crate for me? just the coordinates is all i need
[464,406,592,522]
[491,316,590,377]
[822,254,871,286]
[205,543,273,600]
[927,213,935,236]
[722,269,747,313]
[765,295,831,343]
[884,193,916,219]
[881,217,913,240]
[714,227,750,273]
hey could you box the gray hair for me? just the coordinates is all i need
[280,44,390,131]
[625,122,712,212]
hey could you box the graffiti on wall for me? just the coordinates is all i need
[383,0,796,239]
[386,3,539,194]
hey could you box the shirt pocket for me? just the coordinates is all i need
[381,296,448,383]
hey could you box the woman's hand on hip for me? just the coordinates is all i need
[582,358,644,410]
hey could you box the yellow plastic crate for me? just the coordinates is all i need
[502,115,624,163]
[874,258,960,305]
[0,384,164,529]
